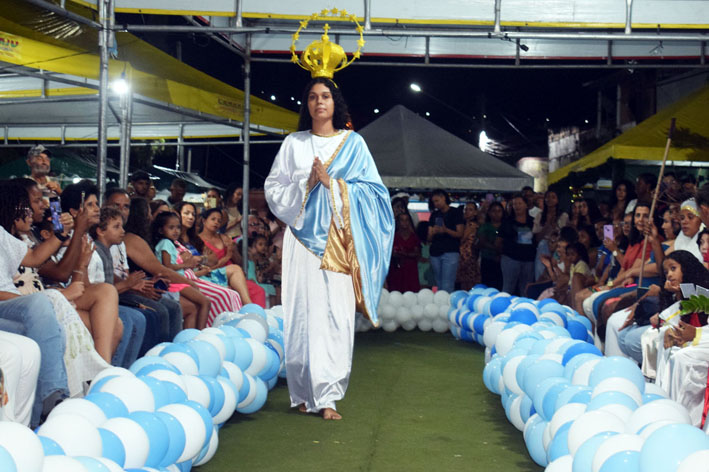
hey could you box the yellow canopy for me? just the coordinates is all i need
[0,3,298,134]
[549,85,709,184]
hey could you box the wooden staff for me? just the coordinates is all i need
[638,117,676,290]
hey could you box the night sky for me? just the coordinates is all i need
[136,27,613,189]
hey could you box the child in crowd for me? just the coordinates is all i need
[698,228,709,266]
[151,211,209,329]
[248,234,281,306]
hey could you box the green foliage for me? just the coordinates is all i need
[680,294,709,316]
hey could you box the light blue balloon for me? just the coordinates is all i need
[572,432,618,472]
[589,356,645,394]
[522,359,565,399]
[98,427,126,467]
[231,337,254,372]
[528,339,554,355]
[515,354,541,393]
[641,393,665,404]
[173,328,201,343]
[504,393,519,424]
[129,356,180,375]
[39,435,65,456]
[237,378,268,414]
[483,357,503,394]
[154,411,186,468]
[599,450,641,472]
[571,315,593,332]
[639,423,709,472]
[587,391,639,412]
[0,445,17,472]
[129,411,169,468]
[240,303,267,319]
[532,377,568,421]
[176,459,193,472]
[564,353,602,379]
[259,345,281,381]
[74,456,111,472]
[554,386,592,412]
[547,422,571,463]
[85,392,129,419]
[162,379,188,404]
[568,389,592,405]
[138,376,171,409]
[187,340,222,377]
[267,374,278,390]
[524,418,549,467]
[520,394,535,424]
[199,375,225,417]
[541,380,572,420]
[183,400,213,446]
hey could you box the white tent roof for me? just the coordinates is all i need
[359,105,533,191]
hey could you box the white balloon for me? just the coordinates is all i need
[388,291,403,307]
[495,324,532,357]
[90,366,135,391]
[417,288,434,305]
[549,402,588,439]
[571,358,602,386]
[378,288,389,307]
[382,320,398,332]
[37,413,102,457]
[101,417,150,469]
[161,351,199,376]
[432,318,448,333]
[41,456,89,472]
[591,377,643,406]
[213,377,238,424]
[402,291,417,307]
[644,382,669,398]
[546,455,573,472]
[482,321,507,348]
[182,375,212,410]
[410,305,424,322]
[502,355,526,396]
[380,304,396,321]
[567,410,626,455]
[433,290,450,305]
[394,306,410,324]
[417,319,433,332]
[146,368,188,395]
[401,319,417,331]
[158,403,206,463]
[47,398,107,427]
[626,399,692,434]
[195,332,227,362]
[438,304,450,319]
[591,433,644,472]
[98,375,155,412]
[509,395,526,431]
[423,303,439,320]
[0,421,44,472]
[677,449,709,472]
[92,458,124,472]
[245,339,269,376]
[194,426,219,466]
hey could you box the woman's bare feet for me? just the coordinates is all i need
[297,404,307,413]
[321,408,342,420]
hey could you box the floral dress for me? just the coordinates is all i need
[456,220,480,291]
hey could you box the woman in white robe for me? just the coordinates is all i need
[265,77,394,420]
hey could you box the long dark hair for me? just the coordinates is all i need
[150,210,180,248]
[629,201,652,246]
[610,179,636,211]
[297,78,351,131]
[486,201,504,223]
[659,250,709,310]
[540,190,560,227]
[0,180,31,234]
[125,197,151,243]
[174,201,204,253]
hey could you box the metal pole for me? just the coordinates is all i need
[177,124,185,170]
[97,0,112,204]
[625,0,634,35]
[364,0,372,30]
[241,34,251,268]
[119,90,133,188]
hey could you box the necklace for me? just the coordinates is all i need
[310,129,343,138]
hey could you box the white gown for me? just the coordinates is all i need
[265,130,356,413]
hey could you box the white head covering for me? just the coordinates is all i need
[674,198,704,262]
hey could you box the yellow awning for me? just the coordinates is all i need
[0,5,298,133]
[549,85,709,184]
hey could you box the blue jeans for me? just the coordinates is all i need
[0,293,68,426]
[430,252,460,293]
[501,255,535,296]
[112,305,146,368]
[119,292,183,354]
[618,323,650,364]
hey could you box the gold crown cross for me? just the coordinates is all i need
[290,8,365,79]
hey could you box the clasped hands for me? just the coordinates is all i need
[308,157,330,189]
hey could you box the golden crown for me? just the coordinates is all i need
[290,8,365,79]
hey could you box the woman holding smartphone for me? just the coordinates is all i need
[427,189,464,293]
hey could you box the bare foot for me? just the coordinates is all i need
[321,407,342,420]
[296,404,307,413]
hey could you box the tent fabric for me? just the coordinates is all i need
[0,3,298,133]
[549,85,709,184]
[358,105,533,191]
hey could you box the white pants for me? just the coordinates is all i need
[282,229,356,413]
[670,345,709,427]
[0,330,40,425]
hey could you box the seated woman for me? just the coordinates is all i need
[175,202,261,306]
[0,181,111,401]
[152,210,242,327]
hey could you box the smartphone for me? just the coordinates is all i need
[49,197,63,232]
[80,191,86,210]
[435,217,444,227]
[603,224,614,240]
[206,197,217,209]
[153,279,169,291]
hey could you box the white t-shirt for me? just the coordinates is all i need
[110,242,129,281]
[0,226,28,295]
[87,251,105,284]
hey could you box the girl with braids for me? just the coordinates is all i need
[0,181,111,400]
